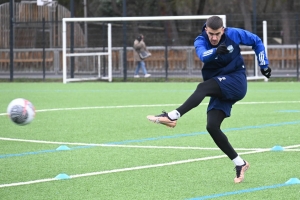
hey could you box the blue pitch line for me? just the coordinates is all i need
[186,182,299,200]
[105,131,207,145]
[278,110,300,113]
[108,120,300,145]
[0,149,60,158]
[0,145,94,159]
[0,120,300,159]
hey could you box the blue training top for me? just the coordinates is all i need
[194,24,269,81]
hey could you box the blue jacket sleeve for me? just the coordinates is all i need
[227,28,269,69]
[194,35,217,63]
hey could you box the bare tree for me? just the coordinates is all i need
[159,0,180,45]
[111,0,122,16]
[239,0,252,32]
[281,0,294,44]
[189,0,207,43]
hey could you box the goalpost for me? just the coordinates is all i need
[62,15,267,83]
[244,21,268,81]
[62,22,112,83]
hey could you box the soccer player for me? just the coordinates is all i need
[147,16,271,183]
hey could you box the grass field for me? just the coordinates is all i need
[0,81,300,200]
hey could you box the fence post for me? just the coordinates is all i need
[9,0,14,82]
[164,21,169,81]
[102,23,106,77]
[54,50,59,75]
[188,48,192,76]
[296,14,299,81]
[70,0,74,78]
[42,17,46,81]
[122,0,127,81]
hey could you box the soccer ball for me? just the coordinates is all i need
[7,98,35,125]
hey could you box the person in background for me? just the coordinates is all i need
[133,34,151,78]
[147,16,272,183]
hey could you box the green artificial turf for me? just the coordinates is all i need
[0,82,300,200]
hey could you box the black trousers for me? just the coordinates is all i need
[176,79,238,160]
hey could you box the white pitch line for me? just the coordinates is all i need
[0,101,299,188]
[283,149,300,151]
[283,144,300,149]
[0,137,103,146]
[0,104,180,116]
[236,101,300,105]
[0,137,276,151]
[35,104,181,113]
[1,101,300,116]
[65,145,300,181]
[0,149,267,188]
[0,178,56,188]
[69,152,253,179]
[8,147,300,188]
[1,137,300,152]
[0,140,299,188]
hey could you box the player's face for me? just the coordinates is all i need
[205,27,224,46]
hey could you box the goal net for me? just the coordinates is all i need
[62,15,267,83]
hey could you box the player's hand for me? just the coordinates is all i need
[216,44,230,54]
[260,67,272,78]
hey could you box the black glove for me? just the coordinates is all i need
[260,67,272,78]
[216,44,230,54]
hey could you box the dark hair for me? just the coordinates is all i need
[206,16,223,30]
[137,34,144,42]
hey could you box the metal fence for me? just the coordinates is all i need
[0,45,299,79]
[0,2,299,80]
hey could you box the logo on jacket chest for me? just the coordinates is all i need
[215,45,234,60]
[227,45,234,53]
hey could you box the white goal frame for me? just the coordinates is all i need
[243,21,268,81]
[62,22,112,84]
[62,15,267,83]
